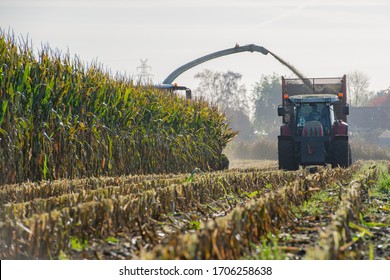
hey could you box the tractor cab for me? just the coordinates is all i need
[287,95,339,137]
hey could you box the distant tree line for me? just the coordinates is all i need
[193,69,387,140]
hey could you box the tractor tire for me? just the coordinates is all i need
[332,140,351,168]
[278,139,298,171]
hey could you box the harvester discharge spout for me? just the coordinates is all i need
[162,44,268,85]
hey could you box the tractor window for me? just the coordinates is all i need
[297,104,324,126]
[296,103,334,135]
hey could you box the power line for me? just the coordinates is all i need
[135,58,153,85]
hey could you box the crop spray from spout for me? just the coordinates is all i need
[268,51,313,91]
[161,44,312,92]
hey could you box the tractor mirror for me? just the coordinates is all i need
[277,105,285,116]
[343,105,349,115]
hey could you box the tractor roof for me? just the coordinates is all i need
[289,94,341,104]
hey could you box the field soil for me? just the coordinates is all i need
[1,160,389,260]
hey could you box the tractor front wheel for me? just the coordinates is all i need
[278,139,298,171]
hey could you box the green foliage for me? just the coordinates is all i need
[348,222,373,237]
[70,237,88,251]
[252,73,282,134]
[58,250,69,260]
[0,30,236,184]
[189,220,201,230]
[301,200,323,217]
[247,190,258,198]
[376,174,390,196]
[105,237,120,244]
[247,234,286,260]
[186,167,200,182]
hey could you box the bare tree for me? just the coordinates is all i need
[194,69,254,141]
[347,70,371,107]
[194,69,249,114]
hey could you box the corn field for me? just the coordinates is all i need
[0,30,235,185]
[0,160,389,260]
[1,30,389,260]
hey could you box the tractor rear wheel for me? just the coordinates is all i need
[332,140,351,168]
[278,139,298,170]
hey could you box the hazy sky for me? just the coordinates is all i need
[1,0,389,93]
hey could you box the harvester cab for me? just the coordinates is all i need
[277,76,351,170]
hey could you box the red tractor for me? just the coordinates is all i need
[277,75,351,170]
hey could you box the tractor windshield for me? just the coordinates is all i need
[296,103,334,135]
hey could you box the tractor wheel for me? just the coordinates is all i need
[332,140,351,168]
[278,139,298,171]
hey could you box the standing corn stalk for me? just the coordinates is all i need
[0,30,236,184]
